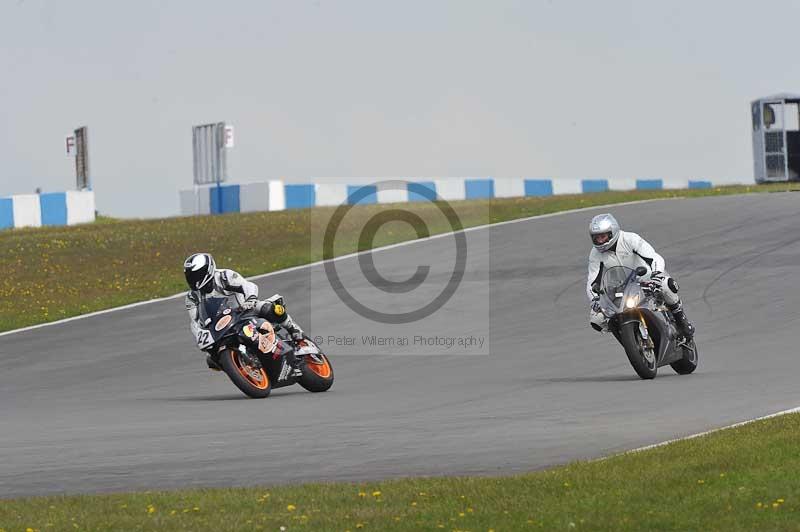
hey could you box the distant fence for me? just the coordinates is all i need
[179,177,751,215]
[0,190,95,230]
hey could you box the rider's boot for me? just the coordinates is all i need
[283,316,306,377]
[283,315,306,345]
[667,302,695,339]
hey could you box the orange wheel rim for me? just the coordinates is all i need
[305,355,332,379]
[231,350,269,389]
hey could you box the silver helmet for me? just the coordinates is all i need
[589,213,620,252]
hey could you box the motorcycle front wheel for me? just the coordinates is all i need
[620,321,657,380]
[220,348,272,398]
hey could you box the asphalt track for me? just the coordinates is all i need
[3,193,800,498]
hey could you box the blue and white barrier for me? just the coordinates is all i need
[179,177,752,215]
[0,190,95,230]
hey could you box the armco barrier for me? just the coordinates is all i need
[0,190,95,230]
[179,177,754,216]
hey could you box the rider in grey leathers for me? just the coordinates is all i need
[586,214,694,338]
[183,252,305,370]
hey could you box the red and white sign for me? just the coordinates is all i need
[224,125,234,148]
[65,135,76,157]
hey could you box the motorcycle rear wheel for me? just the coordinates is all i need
[671,338,699,375]
[620,321,657,380]
[220,348,272,398]
[298,353,334,393]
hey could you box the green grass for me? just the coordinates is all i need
[2,411,799,531]
[1,182,797,332]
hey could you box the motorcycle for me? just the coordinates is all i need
[594,265,698,379]
[196,294,334,398]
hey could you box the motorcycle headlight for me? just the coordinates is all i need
[625,295,640,309]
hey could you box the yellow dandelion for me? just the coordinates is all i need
[372,491,381,497]
[411,501,417,507]
[147,506,156,514]
[756,502,763,508]
[697,480,705,484]
[778,499,785,503]
[27,528,34,532]
[358,491,367,498]
[356,524,364,529]
[193,507,199,511]
[467,508,474,513]
[287,504,297,512]
[459,512,466,517]
[170,510,176,516]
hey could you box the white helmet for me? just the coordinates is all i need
[589,213,620,252]
[184,252,216,293]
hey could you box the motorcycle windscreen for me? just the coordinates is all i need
[198,295,240,337]
[601,266,636,307]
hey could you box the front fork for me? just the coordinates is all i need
[616,311,656,355]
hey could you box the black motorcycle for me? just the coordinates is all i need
[196,294,334,398]
[594,266,698,379]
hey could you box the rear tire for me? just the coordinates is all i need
[671,338,699,375]
[220,349,272,398]
[298,353,334,393]
[620,321,657,380]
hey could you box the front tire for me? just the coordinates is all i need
[671,338,699,375]
[620,321,657,380]
[298,353,334,393]
[220,348,272,398]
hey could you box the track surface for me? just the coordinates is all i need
[3,193,800,498]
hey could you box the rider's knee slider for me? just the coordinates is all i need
[259,301,288,324]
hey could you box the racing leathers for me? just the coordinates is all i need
[185,268,305,352]
[586,231,694,337]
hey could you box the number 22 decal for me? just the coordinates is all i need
[198,330,214,349]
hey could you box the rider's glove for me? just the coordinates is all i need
[591,295,601,313]
[650,271,665,283]
[241,296,258,310]
[291,330,305,343]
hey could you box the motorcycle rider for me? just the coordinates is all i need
[183,252,306,370]
[586,214,695,338]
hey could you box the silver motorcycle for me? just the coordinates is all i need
[594,265,698,379]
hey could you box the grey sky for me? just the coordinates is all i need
[1,0,798,218]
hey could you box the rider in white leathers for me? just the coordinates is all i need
[183,253,305,370]
[586,214,694,338]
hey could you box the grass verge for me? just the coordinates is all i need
[1,182,797,332]
[2,411,799,531]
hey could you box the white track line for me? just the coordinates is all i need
[605,406,800,459]
[0,197,669,338]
